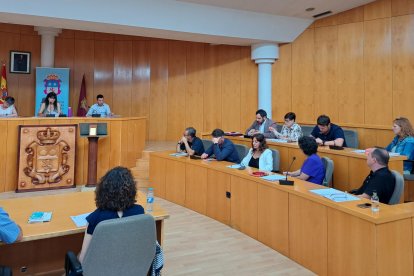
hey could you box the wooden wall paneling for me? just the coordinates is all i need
[348,158,371,190]
[107,120,121,170]
[74,39,95,115]
[185,42,204,133]
[17,34,40,117]
[185,163,207,215]
[364,18,392,125]
[113,40,132,117]
[337,22,365,124]
[392,15,414,119]
[5,120,23,191]
[314,14,338,28]
[166,41,187,140]
[0,31,19,113]
[376,218,413,275]
[220,45,241,132]
[289,194,327,275]
[327,208,376,276]
[132,41,150,139]
[257,184,289,256]
[230,176,258,239]
[120,120,130,166]
[240,47,258,132]
[274,145,289,172]
[364,0,392,20]
[391,0,414,16]
[149,41,168,140]
[149,155,166,198]
[206,169,230,225]
[203,45,222,132]
[291,29,315,123]
[70,118,85,185]
[164,160,186,205]
[336,6,365,25]
[375,128,394,147]
[94,40,114,110]
[272,44,292,121]
[133,118,146,159]
[288,148,306,172]
[0,121,7,191]
[314,26,338,121]
[357,128,377,149]
[54,36,75,109]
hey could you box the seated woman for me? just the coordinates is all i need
[38,92,61,117]
[285,136,325,185]
[386,117,414,174]
[240,133,273,172]
[0,96,18,117]
[269,112,302,141]
[78,166,145,263]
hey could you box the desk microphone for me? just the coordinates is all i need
[279,157,296,186]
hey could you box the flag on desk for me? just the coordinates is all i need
[77,74,88,116]
[0,62,8,104]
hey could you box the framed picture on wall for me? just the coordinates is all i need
[10,51,31,74]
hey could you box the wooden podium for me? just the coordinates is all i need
[79,123,107,186]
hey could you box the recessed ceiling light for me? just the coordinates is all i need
[306,7,315,12]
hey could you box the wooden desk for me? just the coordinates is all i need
[0,117,147,192]
[201,134,406,191]
[150,151,414,276]
[0,191,169,275]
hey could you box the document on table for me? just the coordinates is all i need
[169,152,188,157]
[310,188,360,202]
[227,164,243,169]
[70,212,91,227]
[266,138,289,143]
[352,149,366,154]
[261,174,286,181]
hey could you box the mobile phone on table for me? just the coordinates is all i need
[357,203,371,209]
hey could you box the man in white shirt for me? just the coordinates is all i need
[86,94,113,117]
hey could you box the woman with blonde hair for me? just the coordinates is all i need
[386,117,414,173]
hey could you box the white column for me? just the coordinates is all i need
[35,27,62,67]
[251,43,279,119]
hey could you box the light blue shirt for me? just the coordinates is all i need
[0,207,20,244]
[86,103,111,117]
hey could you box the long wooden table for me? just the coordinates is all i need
[201,134,406,191]
[150,151,414,276]
[0,191,169,275]
[0,117,147,192]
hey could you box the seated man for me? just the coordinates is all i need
[245,109,277,138]
[351,147,395,204]
[86,94,113,117]
[0,207,23,244]
[176,127,204,156]
[201,128,241,163]
[310,114,347,147]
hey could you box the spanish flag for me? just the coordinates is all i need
[0,62,7,104]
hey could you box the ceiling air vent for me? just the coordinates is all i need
[313,11,332,18]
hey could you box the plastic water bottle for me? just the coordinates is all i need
[146,187,154,212]
[371,191,379,213]
[68,107,72,117]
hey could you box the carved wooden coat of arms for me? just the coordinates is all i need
[17,125,77,192]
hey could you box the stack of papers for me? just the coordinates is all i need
[28,211,53,223]
[261,174,286,181]
[169,152,188,157]
[389,152,401,157]
[352,149,366,154]
[227,164,243,169]
[310,188,360,202]
[70,212,91,227]
[266,138,289,143]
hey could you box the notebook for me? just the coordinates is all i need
[28,211,53,223]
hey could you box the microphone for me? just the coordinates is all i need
[279,157,296,186]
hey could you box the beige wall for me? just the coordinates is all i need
[1,0,413,146]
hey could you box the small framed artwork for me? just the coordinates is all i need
[10,51,31,74]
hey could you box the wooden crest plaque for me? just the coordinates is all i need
[17,125,77,192]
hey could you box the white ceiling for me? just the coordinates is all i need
[176,0,375,19]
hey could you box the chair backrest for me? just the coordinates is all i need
[234,144,249,161]
[343,129,359,149]
[321,157,334,187]
[270,149,280,172]
[82,214,156,276]
[201,139,213,152]
[301,125,314,137]
[389,170,404,205]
